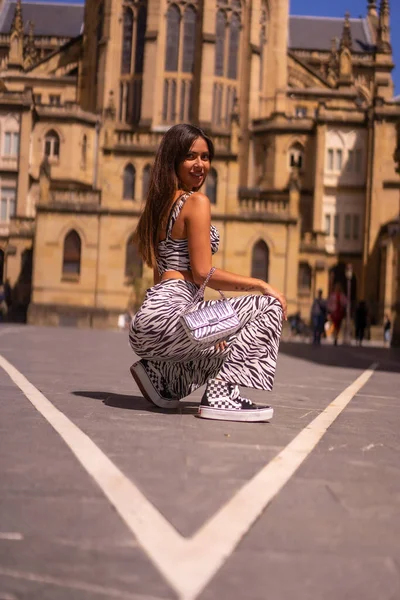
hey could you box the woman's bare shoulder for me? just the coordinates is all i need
[184,191,211,214]
[187,191,210,205]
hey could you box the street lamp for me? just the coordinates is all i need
[344,263,353,344]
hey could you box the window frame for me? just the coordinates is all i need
[3,131,19,157]
[0,186,16,223]
[44,130,60,161]
[251,240,269,283]
[62,230,82,279]
[123,163,136,200]
[344,214,351,240]
[206,167,218,205]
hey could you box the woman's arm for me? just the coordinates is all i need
[184,192,287,316]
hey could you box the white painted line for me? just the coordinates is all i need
[0,327,22,338]
[0,354,378,600]
[0,533,23,541]
[0,567,161,600]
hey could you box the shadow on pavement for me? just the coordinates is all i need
[71,390,198,414]
[279,342,400,373]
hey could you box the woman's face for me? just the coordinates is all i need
[177,136,211,191]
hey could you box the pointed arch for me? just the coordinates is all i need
[182,5,196,73]
[288,142,305,169]
[125,234,143,279]
[123,164,136,200]
[142,163,151,200]
[62,230,81,276]
[81,134,87,168]
[44,129,60,159]
[298,261,312,291]
[165,4,181,72]
[206,167,218,205]
[121,7,134,74]
[251,240,269,282]
[134,2,147,74]
[228,12,240,80]
[215,10,226,76]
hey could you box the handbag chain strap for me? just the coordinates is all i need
[189,267,227,307]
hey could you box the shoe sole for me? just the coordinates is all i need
[130,362,180,409]
[198,406,273,422]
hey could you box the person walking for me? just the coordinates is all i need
[327,283,347,346]
[310,289,327,345]
[354,300,368,346]
[128,124,286,422]
[383,313,392,346]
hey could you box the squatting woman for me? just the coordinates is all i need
[129,123,286,422]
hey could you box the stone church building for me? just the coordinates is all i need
[0,0,399,342]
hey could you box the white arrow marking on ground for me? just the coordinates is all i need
[0,355,377,600]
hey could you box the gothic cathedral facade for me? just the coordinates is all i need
[0,0,399,339]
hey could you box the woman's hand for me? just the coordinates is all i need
[215,340,228,352]
[259,282,287,320]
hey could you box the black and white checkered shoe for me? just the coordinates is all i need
[130,360,180,409]
[198,379,273,422]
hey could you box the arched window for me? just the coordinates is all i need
[125,234,143,279]
[81,135,87,168]
[121,7,134,74]
[44,130,60,159]
[215,10,226,76]
[123,164,136,200]
[298,262,312,291]
[142,164,151,200]
[62,230,81,276]
[0,248,4,285]
[251,240,269,282]
[134,3,147,74]
[288,143,304,170]
[165,5,180,72]
[182,6,196,73]
[206,168,218,205]
[3,116,19,157]
[228,13,240,80]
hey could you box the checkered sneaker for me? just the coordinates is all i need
[198,379,274,422]
[130,359,180,409]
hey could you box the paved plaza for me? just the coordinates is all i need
[0,324,400,600]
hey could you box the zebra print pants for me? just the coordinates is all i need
[129,279,283,400]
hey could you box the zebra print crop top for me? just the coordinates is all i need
[156,192,220,275]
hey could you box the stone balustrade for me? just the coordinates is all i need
[49,189,101,206]
[8,217,35,238]
[238,187,292,220]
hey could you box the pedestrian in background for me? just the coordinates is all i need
[310,289,327,345]
[383,313,392,346]
[354,300,368,346]
[327,283,347,346]
[0,285,6,323]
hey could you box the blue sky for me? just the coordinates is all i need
[29,0,400,95]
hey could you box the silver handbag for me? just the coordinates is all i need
[180,267,241,347]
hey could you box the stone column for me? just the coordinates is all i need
[16,106,32,216]
[312,122,326,234]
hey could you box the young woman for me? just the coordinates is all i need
[129,124,286,422]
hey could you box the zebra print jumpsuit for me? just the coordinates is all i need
[129,193,283,400]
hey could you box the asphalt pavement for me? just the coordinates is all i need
[0,324,399,600]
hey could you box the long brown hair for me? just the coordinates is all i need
[134,123,214,268]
